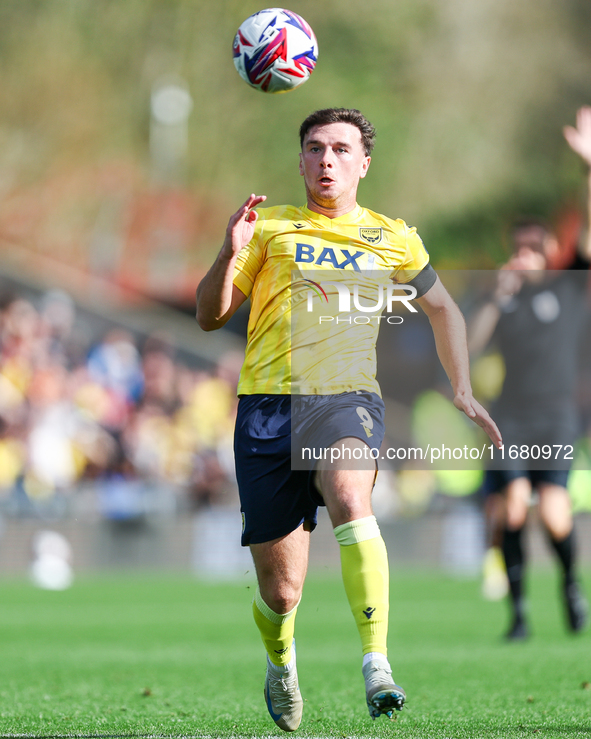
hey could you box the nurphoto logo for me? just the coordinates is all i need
[293,277,418,325]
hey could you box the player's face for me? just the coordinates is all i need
[299,123,371,215]
[510,227,553,271]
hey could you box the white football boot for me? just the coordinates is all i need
[264,640,303,732]
[362,659,406,719]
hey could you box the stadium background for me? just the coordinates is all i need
[0,0,591,581]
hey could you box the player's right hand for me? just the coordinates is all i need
[222,194,267,258]
[454,393,503,450]
[493,264,524,304]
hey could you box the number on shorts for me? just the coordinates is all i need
[356,406,373,429]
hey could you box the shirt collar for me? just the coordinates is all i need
[301,204,363,226]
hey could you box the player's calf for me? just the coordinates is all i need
[563,580,588,633]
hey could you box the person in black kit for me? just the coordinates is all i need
[470,106,591,640]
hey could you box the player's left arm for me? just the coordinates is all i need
[416,276,503,449]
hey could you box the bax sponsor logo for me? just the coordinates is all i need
[293,277,418,325]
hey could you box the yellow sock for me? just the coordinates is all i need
[252,587,297,666]
[334,516,389,656]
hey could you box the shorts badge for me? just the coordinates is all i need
[359,227,382,244]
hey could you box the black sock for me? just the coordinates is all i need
[502,527,526,621]
[548,529,576,586]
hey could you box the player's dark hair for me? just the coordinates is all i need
[510,216,553,236]
[299,108,376,155]
[504,216,555,256]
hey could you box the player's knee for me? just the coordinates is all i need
[538,486,572,535]
[261,582,301,614]
[542,511,573,541]
[267,591,300,615]
[505,506,527,531]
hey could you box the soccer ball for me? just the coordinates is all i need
[233,8,318,93]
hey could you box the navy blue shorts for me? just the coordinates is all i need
[234,392,385,546]
[482,468,570,495]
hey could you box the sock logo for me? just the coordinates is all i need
[363,606,376,620]
[274,647,289,655]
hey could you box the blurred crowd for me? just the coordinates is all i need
[1,282,589,526]
[0,288,241,520]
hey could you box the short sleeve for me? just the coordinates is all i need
[389,224,430,286]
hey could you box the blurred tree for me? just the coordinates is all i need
[0,0,589,279]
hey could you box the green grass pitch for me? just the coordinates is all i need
[0,569,589,738]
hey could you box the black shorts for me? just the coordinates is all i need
[482,468,570,495]
[234,392,385,546]
[482,403,577,491]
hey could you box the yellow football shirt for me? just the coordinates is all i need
[233,204,430,396]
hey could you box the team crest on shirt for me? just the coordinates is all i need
[359,227,382,244]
